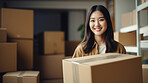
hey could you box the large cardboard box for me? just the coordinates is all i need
[40,79,63,83]
[8,39,33,70]
[0,43,17,73]
[39,31,65,54]
[63,53,142,83]
[142,64,148,83]
[114,31,136,46]
[122,12,133,27]
[0,28,7,42]
[3,71,40,83]
[65,41,80,56]
[0,8,33,39]
[37,55,64,79]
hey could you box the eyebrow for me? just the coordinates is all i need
[90,17,105,19]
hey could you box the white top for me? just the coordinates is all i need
[99,46,106,54]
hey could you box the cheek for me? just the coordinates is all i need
[101,21,107,28]
[89,23,93,28]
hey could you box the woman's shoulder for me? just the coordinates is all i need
[72,42,86,58]
[116,41,126,54]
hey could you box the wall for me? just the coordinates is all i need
[34,9,61,36]
[68,10,85,41]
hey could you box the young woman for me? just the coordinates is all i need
[73,5,126,58]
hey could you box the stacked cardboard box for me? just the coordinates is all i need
[38,31,65,55]
[0,27,17,73]
[0,28,7,42]
[3,71,40,83]
[0,8,34,70]
[0,43,17,73]
[114,31,136,46]
[40,79,63,83]
[36,31,65,83]
[114,31,143,46]
[142,64,148,83]
[142,0,148,4]
[63,53,142,83]
[122,9,147,28]
[122,12,133,27]
[37,55,64,79]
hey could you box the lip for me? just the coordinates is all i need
[94,27,102,31]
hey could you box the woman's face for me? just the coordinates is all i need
[89,10,107,36]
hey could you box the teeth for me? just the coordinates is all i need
[96,29,100,30]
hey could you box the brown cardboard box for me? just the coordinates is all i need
[142,0,148,3]
[142,0,145,3]
[63,53,142,83]
[3,71,40,83]
[37,55,64,79]
[114,31,136,46]
[39,31,65,54]
[40,79,63,83]
[65,41,80,56]
[8,39,33,70]
[142,64,148,83]
[0,43,17,73]
[132,9,136,25]
[122,12,133,27]
[0,8,33,39]
[0,28,7,42]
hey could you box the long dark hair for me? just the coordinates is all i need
[82,5,118,53]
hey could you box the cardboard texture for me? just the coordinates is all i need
[114,31,137,46]
[42,31,65,54]
[122,12,133,27]
[40,79,63,83]
[0,43,17,73]
[0,8,33,39]
[62,53,142,83]
[132,9,136,25]
[3,71,40,83]
[65,41,80,56]
[0,28,7,42]
[37,55,64,79]
[142,64,148,83]
[8,39,33,70]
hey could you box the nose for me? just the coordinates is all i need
[95,20,101,27]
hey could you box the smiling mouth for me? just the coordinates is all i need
[94,27,102,31]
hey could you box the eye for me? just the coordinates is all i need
[99,18,105,21]
[90,19,95,22]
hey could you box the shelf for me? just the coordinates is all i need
[125,46,137,53]
[120,25,148,37]
[140,26,148,36]
[125,40,148,53]
[141,40,148,49]
[137,1,148,11]
[120,25,137,33]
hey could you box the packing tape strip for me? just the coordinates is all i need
[72,54,121,83]
[72,61,79,83]
[17,71,26,83]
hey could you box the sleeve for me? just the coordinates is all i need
[72,44,84,58]
[117,43,126,54]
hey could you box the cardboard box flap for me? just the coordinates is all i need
[64,53,141,66]
[0,28,7,30]
[22,71,39,77]
[3,71,22,77]
[3,71,39,77]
